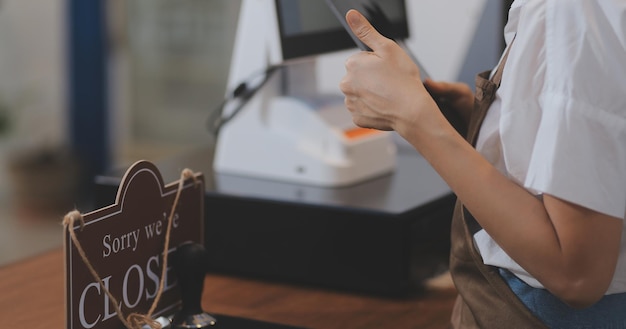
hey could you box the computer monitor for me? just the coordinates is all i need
[275,0,410,60]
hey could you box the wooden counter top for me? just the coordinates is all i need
[0,248,456,329]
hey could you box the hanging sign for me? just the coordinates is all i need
[64,160,205,329]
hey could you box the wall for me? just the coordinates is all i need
[0,0,67,148]
[408,0,502,85]
[0,0,67,200]
[109,0,242,166]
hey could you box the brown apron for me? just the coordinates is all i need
[448,42,549,329]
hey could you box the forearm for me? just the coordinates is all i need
[404,112,560,270]
[398,108,619,307]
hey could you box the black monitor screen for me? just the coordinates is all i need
[275,0,409,60]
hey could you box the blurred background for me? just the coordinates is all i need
[0,0,512,265]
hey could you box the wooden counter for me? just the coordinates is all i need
[0,248,456,329]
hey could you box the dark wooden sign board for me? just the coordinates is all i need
[64,160,204,329]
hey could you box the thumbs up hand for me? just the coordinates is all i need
[339,10,440,140]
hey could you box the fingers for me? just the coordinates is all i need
[424,79,471,99]
[342,86,380,130]
[346,9,391,54]
[423,78,450,94]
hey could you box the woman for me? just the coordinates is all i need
[339,1,626,328]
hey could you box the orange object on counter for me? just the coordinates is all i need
[343,127,381,140]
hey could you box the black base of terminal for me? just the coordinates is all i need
[95,143,455,297]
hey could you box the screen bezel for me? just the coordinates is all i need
[275,0,409,60]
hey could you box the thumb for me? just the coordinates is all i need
[346,9,388,53]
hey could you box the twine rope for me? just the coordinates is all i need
[63,168,199,329]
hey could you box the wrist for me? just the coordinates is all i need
[396,95,451,145]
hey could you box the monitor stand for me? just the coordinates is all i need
[95,142,454,296]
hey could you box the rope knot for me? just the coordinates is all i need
[63,209,85,231]
[181,168,200,187]
[127,313,162,329]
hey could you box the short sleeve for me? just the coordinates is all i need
[500,0,626,218]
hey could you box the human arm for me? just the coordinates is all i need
[339,9,622,308]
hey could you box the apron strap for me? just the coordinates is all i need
[465,35,516,145]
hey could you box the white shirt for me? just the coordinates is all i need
[473,0,626,294]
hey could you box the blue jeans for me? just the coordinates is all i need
[499,269,626,329]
